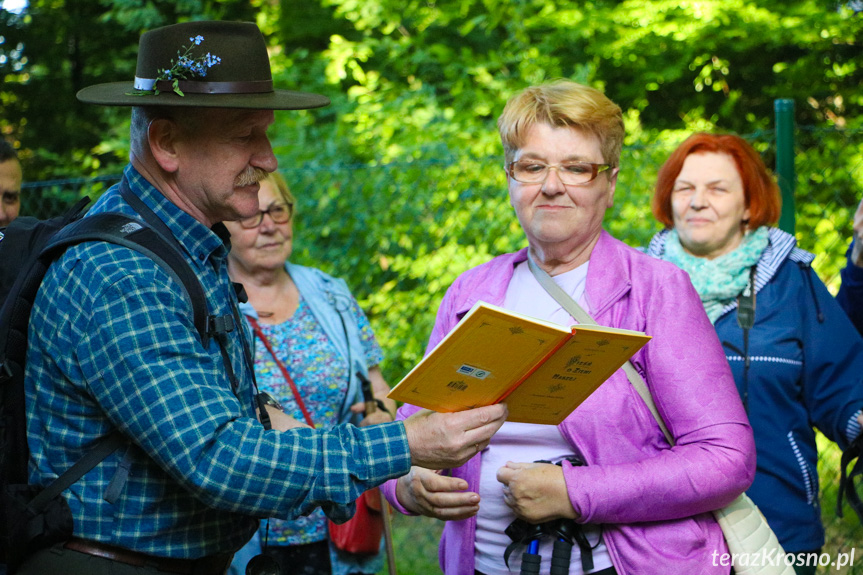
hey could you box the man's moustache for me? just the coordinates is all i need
[235,168,269,187]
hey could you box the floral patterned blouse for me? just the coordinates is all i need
[252,293,384,546]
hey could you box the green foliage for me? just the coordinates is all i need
[0,0,259,179]
[271,0,863,164]
[3,1,862,569]
[793,119,863,290]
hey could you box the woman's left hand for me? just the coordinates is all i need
[497,461,578,524]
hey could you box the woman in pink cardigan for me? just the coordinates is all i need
[381,80,756,575]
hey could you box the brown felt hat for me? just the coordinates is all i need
[76,21,330,110]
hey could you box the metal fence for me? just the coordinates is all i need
[16,121,863,573]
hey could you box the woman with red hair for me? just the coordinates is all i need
[646,133,863,575]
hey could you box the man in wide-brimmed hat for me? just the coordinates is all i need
[19,21,506,575]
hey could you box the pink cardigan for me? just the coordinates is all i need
[382,231,755,575]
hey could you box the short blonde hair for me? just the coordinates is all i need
[498,80,624,167]
[265,171,295,208]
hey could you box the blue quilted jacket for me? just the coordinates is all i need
[648,227,863,553]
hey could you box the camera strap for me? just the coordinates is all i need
[247,316,316,427]
[735,266,756,412]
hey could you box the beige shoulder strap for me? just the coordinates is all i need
[526,254,675,446]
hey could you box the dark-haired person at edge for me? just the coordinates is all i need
[225,171,395,575]
[645,133,863,575]
[381,80,756,575]
[17,20,506,575]
[0,140,23,229]
[837,197,863,334]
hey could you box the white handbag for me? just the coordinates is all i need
[527,256,795,575]
[713,493,795,575]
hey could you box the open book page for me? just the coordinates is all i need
[387,301,571,412]
[504,324,651,424]
[387,301,650,424]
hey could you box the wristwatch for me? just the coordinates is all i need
[257,392,283,411]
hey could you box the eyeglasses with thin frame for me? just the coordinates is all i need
[507,160,613,186]
[239,202,294,229]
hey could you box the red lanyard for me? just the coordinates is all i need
[248,316,315,427]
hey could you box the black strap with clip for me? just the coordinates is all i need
[729,266,756,413]
[837,432,863,523]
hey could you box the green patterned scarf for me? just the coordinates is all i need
[661,226,769,323]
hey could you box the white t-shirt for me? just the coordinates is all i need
[473,259,613,575]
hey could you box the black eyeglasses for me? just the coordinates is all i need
[507,161,613,186]
[239,202,293,229]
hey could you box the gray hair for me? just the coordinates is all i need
[130,106,205,156]
[130,107,174,156]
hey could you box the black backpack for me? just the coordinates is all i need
[0,193,216,572]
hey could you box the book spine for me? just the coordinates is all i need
[494,333,572,404]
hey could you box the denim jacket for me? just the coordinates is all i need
[236,262,384,575]
[238,261,370,424]
[648,227,863,552]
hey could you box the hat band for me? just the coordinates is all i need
[134,77,274,94]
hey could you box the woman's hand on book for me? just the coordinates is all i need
[356,408,393,426]
[396,467,481,520]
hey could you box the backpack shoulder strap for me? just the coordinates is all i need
[42,213,211,347]
[27,431,125,513]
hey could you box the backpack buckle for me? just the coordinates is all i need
[207,315,235,336]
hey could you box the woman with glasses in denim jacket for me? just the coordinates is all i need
[224,172,396,575]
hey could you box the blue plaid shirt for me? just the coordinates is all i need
[25,165,411,559]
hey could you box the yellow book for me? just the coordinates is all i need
[388,301,651,425]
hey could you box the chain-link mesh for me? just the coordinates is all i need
[795,126,863,293]
[795,126,863,575]
[15,126,863,573]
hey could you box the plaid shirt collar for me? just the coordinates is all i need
[122,164,231,271]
